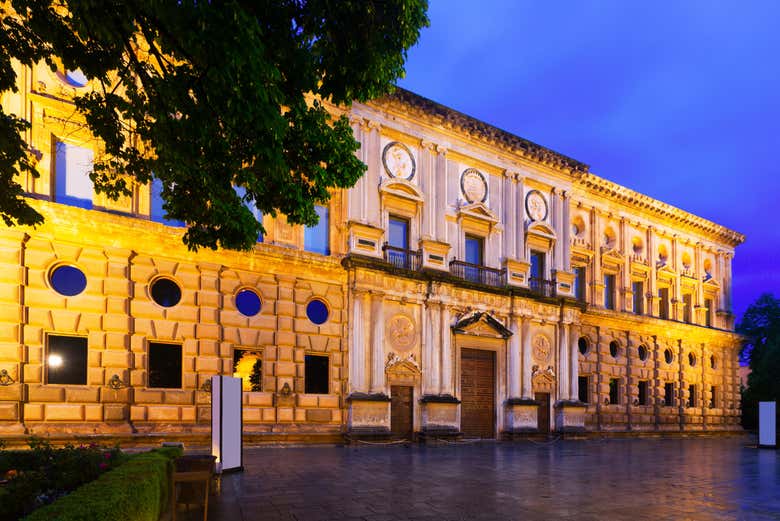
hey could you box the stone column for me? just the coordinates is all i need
[370,292,386,395]
[521,317,533,399]
[552,188,563,274]
[558,322,569,400]
[348,117,367,223]
[591,209,602,305]
[621,217,631,312]
[350,289,368,393]
[423,301,441,395]
[507,315,521,398]
[672,235,681,320]
[570,324,580,401]
[440,304,453,396]
[562,191,571,271]
[724,253,733,312]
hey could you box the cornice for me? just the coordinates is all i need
[367,88,590,176]
[575,173,745,248]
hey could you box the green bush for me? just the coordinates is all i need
[24,447,182,521]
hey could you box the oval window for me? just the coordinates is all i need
[637,344,648,361]
[664,349,674,364]
[235,289,261,317]
[306,298,329,325]
[150,278,181,307]
[64,69,88,87]
[578,337,589,355]
[688,352,696,367]
[609,341,619,358]
[50,265,87,296]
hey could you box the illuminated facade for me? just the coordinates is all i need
[0,61,744,442]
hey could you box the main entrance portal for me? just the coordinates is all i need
[460,348,496,438]
[535,392,550,433]
[390,385,414,439]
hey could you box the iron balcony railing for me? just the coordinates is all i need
[382,244,422,271]
[449,260,505,288]
[529,277,556,298]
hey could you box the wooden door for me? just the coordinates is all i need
[390,385,413,439]
[535,392,550,433]
[460,348,496,438]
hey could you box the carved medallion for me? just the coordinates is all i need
[382,142,416,180]
[532,334,552,364]
[386,314,417,352]
[525,190,548,221]
[460,168,488,203]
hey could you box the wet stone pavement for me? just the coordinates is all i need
[190,437,779,521]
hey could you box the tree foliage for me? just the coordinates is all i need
[737,293,780,429]
[0,0,429,250]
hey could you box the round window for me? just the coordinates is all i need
[63,69,88,87]
[637,344,648,361]
[578,337,589,355]
[150,278,181,307]
[236,289,261,317]
[688,352,696,367]
[609,341,619,358]
[306,298,329,325]
[664,349,673,364]
[50,265,87,296]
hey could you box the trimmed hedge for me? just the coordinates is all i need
[24,447,182,521]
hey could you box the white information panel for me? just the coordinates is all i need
[211,375,243,472]
[759,401,776,448]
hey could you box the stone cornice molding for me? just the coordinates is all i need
[576,173,744,247]
[369,88,589,176]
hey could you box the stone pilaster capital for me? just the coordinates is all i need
[435,144,448,156]
[348,115,364,127]
[420,139,437,151]
[369,289,385,300]
[353,287,371,297]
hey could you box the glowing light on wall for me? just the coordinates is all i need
[48,354,64,368]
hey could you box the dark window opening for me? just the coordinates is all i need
[151,278,181,308]
[664,348,673,364]
[683,293,693,323]
[233,349,262,392]
[578,337,589,355]
[632,281,643,314]
[709,386,717,408]
[687,384,697,408]
[664,383,675,407]
[604,274,616,310]
[306,298,329,325]
[609,378,620,404]
[47,335,88,385]
[710,355,716,369]
[530,250,545,280]
[50,265,87,296]
[305,354,329,394]
[609,341,619,358]
[688,352,696,367]
[464,235,485,283]
[658,287,670,319]
[704,298,713,327]
[574,266,587,301]
[637,344,648,361]
[148,342,182,389]
[578,376,589,403]
[304,205,330,255]
[388,215,410,250]
[235,289,261,317]
[638,381,649,406]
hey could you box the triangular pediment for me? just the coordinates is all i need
[703,275,720,288]
[526,221,557,241]
[379,178,425,203]
[458,202,499,224]
[656,261,676,276]
[452,311,512,339]
[600,246,624,263]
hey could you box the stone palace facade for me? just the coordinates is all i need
[0,61,744,442]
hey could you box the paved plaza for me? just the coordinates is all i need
[197,437,778,521]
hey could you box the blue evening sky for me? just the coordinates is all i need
[397,0,779,322]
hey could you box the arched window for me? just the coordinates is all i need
[637,344,648,361]
[578,337,589,355]
[609,341,619,358]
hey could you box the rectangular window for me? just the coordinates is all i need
[387,215,410,268]
[47,335,88,385]
[305,354,329,394]
[632,281,644,315]
[659,287,670,320]
[683,293,693,323]
[151,178,186,227]
[709,385,717,408]
[574,266,587,301]
[664,382,675,407]
[232,349,263,392]
[304,205,329,255]
[609,378,620,404]
[233,185,263,242]
[687,384,697,408]
[464,235,484,283]
[54,141,94,209]
[148,342,182,389]
[638,380,649,406]
[530,250,545,280]
[578,376,589,404]
[604,274,616,310]
[704,298,713,327]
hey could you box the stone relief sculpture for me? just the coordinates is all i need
[532,334,552,365]
[460,168,488,203]
[385,313,417,352]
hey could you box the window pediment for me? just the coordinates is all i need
[657,262,677,276]
[703,275,720,288]
[458,202,499,225]
[379,178,424,205]
[600,246,624,264]
[452,311,512,339]
[526,221,557,242]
